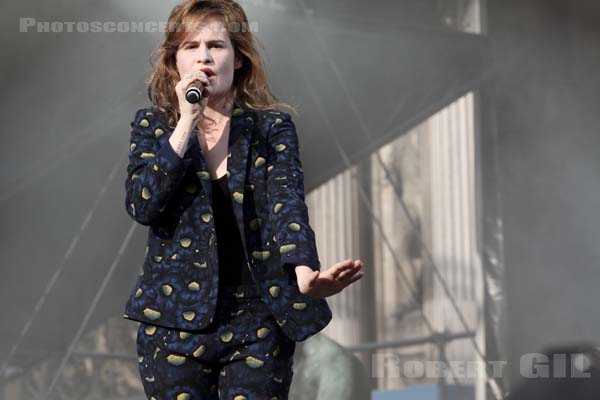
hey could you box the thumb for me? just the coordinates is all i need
[308,271,319,286]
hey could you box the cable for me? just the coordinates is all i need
[44,152,137,399]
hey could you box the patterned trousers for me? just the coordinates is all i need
[136,283,297,399]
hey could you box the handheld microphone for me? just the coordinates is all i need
[185,81,203,104]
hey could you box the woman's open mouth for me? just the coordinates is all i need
[201,68,215,78]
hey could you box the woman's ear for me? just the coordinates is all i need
[234,51,243,70]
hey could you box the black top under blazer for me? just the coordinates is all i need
[210,173,254,286]
[121,100,332,342]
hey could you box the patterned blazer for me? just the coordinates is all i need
[121,100,332,342]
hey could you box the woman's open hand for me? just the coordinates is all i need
[295,259,364,298]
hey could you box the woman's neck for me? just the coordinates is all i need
[196,95,234,135]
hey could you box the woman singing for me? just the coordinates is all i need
[122,1,364,398]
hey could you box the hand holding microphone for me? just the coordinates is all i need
[175,66,213,123]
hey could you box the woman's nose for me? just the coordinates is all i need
[196,45,212,63]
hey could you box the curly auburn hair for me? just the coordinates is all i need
[146,0,297,129]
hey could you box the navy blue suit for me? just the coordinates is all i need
[122,101,332,343]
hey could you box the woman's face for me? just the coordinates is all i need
[175,16,242,106]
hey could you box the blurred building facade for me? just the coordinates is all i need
[314,1,492,398]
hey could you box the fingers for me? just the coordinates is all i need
[331,259,363,277]
[329,259,354,277]
[190,68,211,91]
[347,272,364,284]
[336,262,362,281]
[333,260,364,289]
[176,68,210,93]
[175,68,213,116]
[337,259,353,268]
[186,66,210,82]
[305,259,365,298]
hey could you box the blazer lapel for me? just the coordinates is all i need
[184,130,213,207]
[183,102,256,264]
[225,106,255,263]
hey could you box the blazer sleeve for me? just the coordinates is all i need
[124,107,189,226]
[266,112,322,273]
